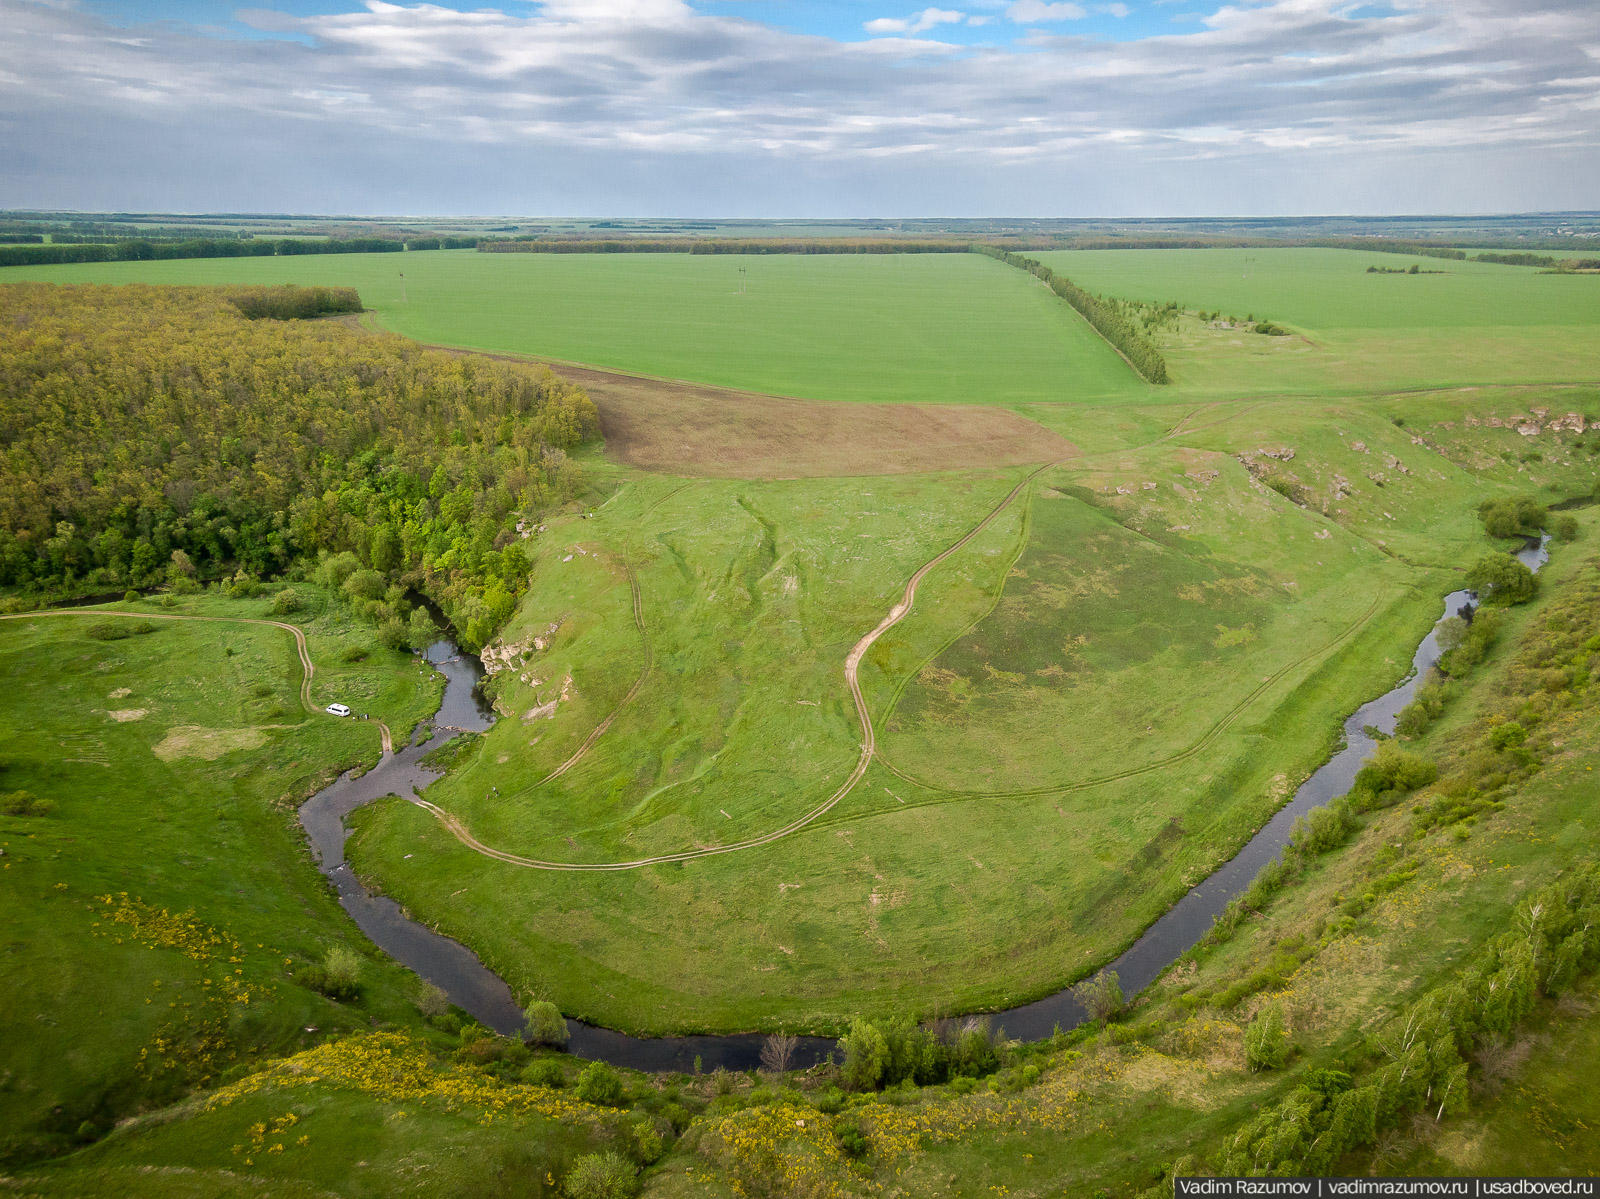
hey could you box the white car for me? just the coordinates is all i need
[325,703,352,717]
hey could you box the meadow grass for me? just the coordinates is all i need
[19,518,1600,1196]
[0,250,1145,406]
[339,408,1599,1037]
[0,587,440,1162]
[1031,247,1600,396]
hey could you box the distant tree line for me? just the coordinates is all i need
[0,237,402,267]
[0,283,599,649]
[0,235,533,267]
[1312,238,1468,260]
[973,245,1170,384]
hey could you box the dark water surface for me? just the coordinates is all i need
[300,542,1546,1070]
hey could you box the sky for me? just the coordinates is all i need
[2,0,1598,217]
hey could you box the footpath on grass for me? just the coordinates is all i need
[0,608,390,751]
[411,461,1061,870]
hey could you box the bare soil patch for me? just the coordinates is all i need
[408,337,1078,477]
[565,363,1076,477]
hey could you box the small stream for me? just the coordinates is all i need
[299,540,1547,1071]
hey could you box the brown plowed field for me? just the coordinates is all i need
[549,361,1077,478]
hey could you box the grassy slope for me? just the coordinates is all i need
[0,588,440,1162]
[340,406,1599,1037]
[24,517,1600,1198]
[0,251,1144,406]
[1031,247,1600,396]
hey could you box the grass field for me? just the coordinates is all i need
[333,400,1600,1037]
[8,248,1600,1194]
[0,250,1146,406]
[17,508,1600,1198]
[0,588,441,1163]
[1032,247,1600,396]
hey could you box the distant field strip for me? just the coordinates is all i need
[433,354,1079,477]
[0,251,1147,405]
[412,463,1062,871]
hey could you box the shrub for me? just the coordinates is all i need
[1478,495,1547,540]
[314,550,361,590]
[575,1061,626,1106]
[1244,1001,1289,1071]
[813,1085,847,1114]
[1467,554,1537,606]
[340,644,370,663]
[417,982,450,1020]
[378,617,412,652]
[122,589,139,603]
[1438,608,1504,677]
[834,1119,870,1158]
[522,1059,566,1088]
[1488,721,1527,752]
[86,619,155,640]
[524,1000,570,1048]
[838,1017,891,1091]
[271,588,303,615]
[2,790,54,817]
[1353,740,1438,799]
[408,605,441,649]
[1070,969,1124,1023]
[631,1119,665,1164]
[562,1151,638,1199]
[342,569,387,602]
[1289,799,1356,856]
[297,945,364,1000]
[1554,514,1581,542]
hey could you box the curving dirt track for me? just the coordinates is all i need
[412,462,1062,871]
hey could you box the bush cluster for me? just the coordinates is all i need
[293,945,364,1002]
[837,1014,1003,1091]
[1188,866,1600,1180]
[225,285,362,320]
[1,790,54,817]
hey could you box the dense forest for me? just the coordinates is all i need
[0,282,599,648]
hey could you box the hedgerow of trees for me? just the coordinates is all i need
[973,245,1170,384]
[0,283,598,649]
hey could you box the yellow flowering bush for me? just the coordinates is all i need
[207,1032,608,1127]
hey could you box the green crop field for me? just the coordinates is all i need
[7,246,1600,1197]
[0,250,1144,406]
[1032,247,1600,396]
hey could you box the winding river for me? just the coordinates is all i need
[299,539,1548,1071]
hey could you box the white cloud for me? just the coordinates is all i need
[1102,2,1131,16]
[0,0,1597,215]
[865,7,968,34]
[1005,0,1088,21]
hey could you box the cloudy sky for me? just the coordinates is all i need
[2,0,1597,216]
